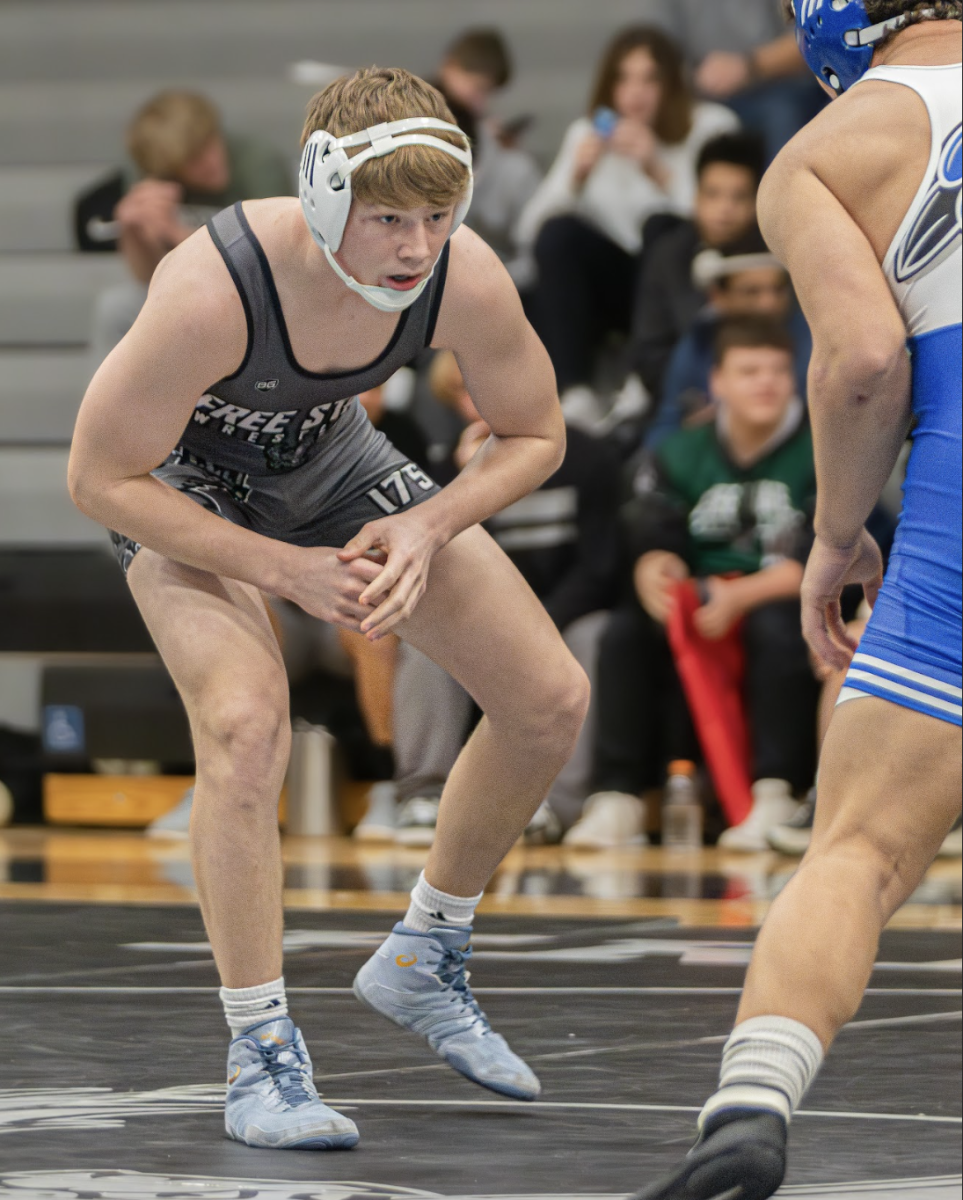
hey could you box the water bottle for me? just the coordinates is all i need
[662,760,703,852]
[285,719,339,836]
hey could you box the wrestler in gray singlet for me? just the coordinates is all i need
[111,202,444,575]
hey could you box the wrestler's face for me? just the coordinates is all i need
[334,201,456,294]
[712,346,796,428]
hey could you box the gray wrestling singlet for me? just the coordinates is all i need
[111,202,445,575]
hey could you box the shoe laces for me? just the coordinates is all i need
[258,1041,316,1108]
[435,944,491,1037]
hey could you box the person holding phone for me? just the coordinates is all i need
[516,26,738,429]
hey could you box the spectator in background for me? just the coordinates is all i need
[566,317,819,850]
[433,29,542,284]
[91,91,292,364]
[356,351,623,845]
[645,228,811,450]
[629,132,765,405]
[516,26,738,427]
[667,0,825,163]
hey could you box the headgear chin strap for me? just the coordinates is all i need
[299,116,473,313]
[792,0,931,96]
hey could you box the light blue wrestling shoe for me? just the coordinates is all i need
[353,924,541,1101]
[225,1016,360,1150]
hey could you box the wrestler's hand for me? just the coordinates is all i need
[337,509,441,640]
[802,529,884,673]
[284,546,384,631]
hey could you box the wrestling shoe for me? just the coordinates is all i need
[633,1109,787,1200]
[225,1016,360,1150]
[353,923,541,1101]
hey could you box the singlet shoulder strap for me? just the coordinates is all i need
[206,203,283,380]
[424,241,451,348]
[859,63,962,130]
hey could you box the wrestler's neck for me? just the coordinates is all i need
[874,19,962,70]
[284,208,390,314]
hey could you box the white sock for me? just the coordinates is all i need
[220,976,289,1038]
[404,871,483,933]
[699,1016,825,1128]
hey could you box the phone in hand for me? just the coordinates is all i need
[591,106,619,139]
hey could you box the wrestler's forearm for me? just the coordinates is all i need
[73,473,297,593]
[808,344,912,550]
[420,430,565,546]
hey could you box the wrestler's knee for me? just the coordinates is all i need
[513,654,591,763]
[191,673,291,785]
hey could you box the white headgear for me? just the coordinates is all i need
[299,117,473,313]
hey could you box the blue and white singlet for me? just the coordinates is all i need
[841,62,962,726]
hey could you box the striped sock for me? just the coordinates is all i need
[699,1016,825,1128]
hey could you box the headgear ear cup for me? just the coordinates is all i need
[298,116,473,313]
[299,117,473,253]
[299,130,354,253]
[793,0,924,96]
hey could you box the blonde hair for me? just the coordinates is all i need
[127,91,221,180]
[301,66,471,210]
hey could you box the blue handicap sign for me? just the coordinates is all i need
[43,705,86,754]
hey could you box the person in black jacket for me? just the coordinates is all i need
[629,132,764,404]
[367,351,623,846]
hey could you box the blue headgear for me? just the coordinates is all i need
[792,1,923,96]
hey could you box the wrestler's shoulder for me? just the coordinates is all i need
[774,84,923,182]
[435,227,519,329]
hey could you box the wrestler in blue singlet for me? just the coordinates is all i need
[840,61,962,725]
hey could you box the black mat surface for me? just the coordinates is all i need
[0,903,960,1197]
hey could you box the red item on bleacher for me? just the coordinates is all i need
[666,580,753,827]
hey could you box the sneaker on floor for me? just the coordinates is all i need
[394,795,440,847]
[523,800,563,846]
[562,791,648,849]
[632,1109,787,1200]
[145,786,194,840]
[353,924,541,1101]
[718,779,800,853]
[225,1016,359,1150]
[938,818,962,859]
[766,786,816,857]
[353,781,398,843]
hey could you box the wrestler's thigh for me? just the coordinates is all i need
[397,524,586,717]
[811,696,962,892]
[126,548,288,711]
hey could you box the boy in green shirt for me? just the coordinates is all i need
[566,314,820,850]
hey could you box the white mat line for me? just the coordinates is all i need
[322,1097,962,1125]
[0,986,958,997]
